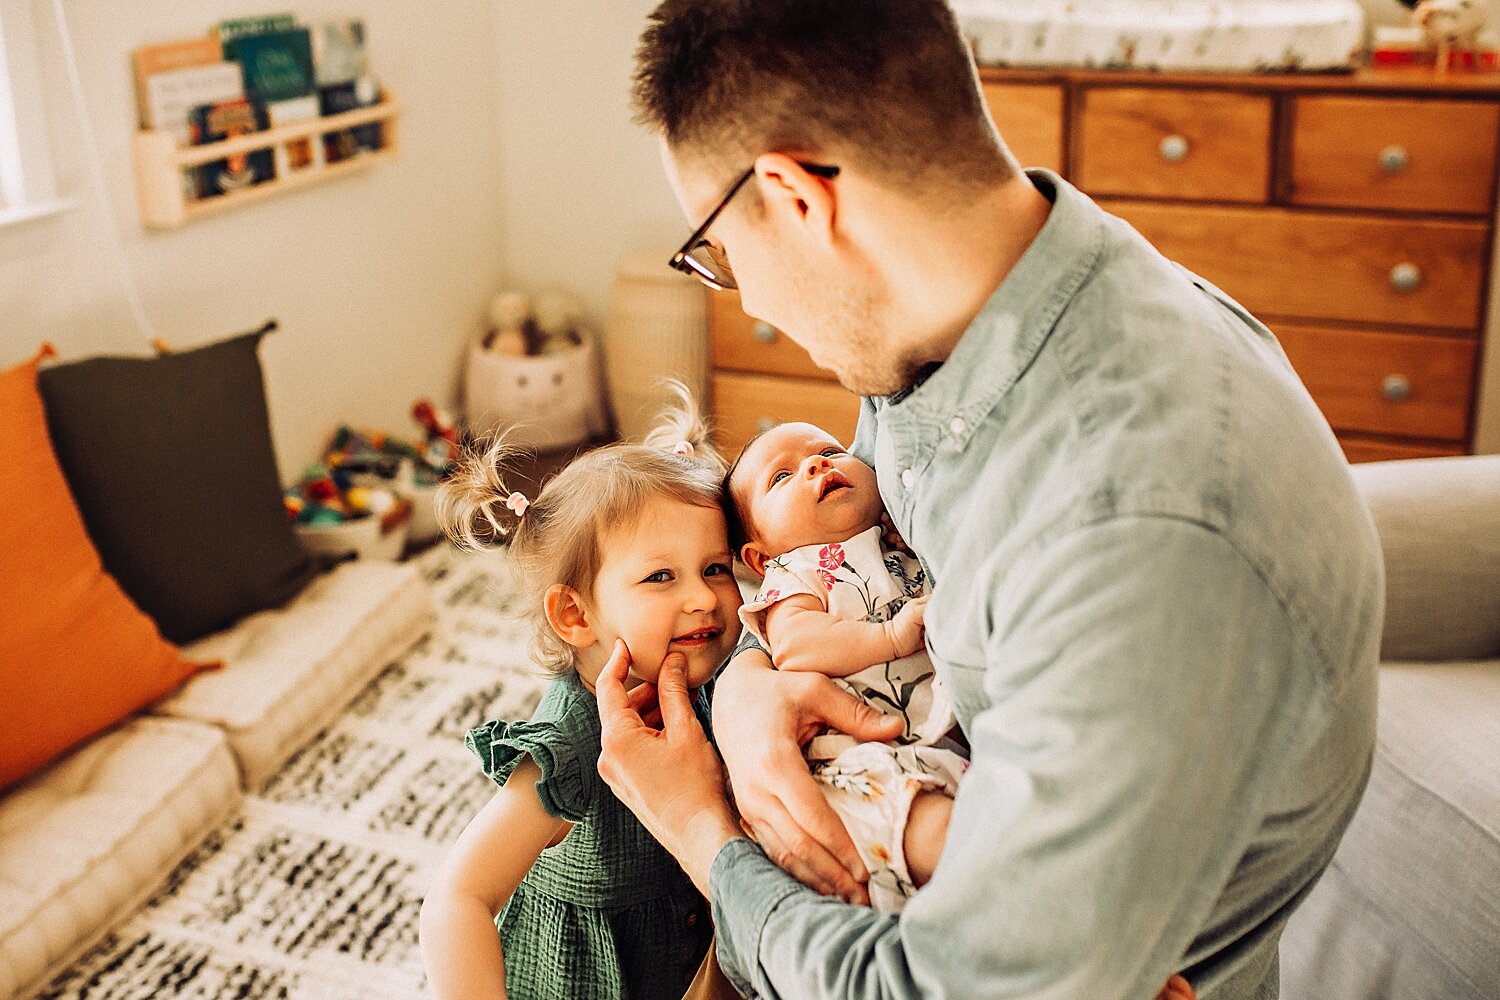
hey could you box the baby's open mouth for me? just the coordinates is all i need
[818,470,853,501]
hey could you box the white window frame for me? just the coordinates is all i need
[0,0,69,226]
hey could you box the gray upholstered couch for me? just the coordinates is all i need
[1281,455,1500,999]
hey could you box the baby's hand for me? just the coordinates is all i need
[882,596,928,660]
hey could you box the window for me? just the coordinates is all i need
[0,0,67,225]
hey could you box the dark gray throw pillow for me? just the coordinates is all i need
[38,323,316,643]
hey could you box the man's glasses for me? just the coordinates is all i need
[669,162,840,291]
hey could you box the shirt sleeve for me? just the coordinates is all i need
[709,515,1326,1000]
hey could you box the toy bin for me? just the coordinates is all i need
[463,331,608,449]
[294,499,413,561]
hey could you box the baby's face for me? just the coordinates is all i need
[729,422,884,570]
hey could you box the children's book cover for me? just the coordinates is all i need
[189,98,273,197]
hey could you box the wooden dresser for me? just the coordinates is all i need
[710,66,1500,461]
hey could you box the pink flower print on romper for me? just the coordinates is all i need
[819,544,846,570]
[817,569,836,591]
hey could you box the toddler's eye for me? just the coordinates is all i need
[642,570,673,584]
[771,470,790,486]
[705,562,731,576]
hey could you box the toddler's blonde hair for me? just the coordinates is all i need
[436,384,726,674]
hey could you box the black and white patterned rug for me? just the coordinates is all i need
[37,545,550,1000]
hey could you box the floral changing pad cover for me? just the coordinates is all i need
[954,0,1366,73]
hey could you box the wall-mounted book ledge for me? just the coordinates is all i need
[132,94,401,229]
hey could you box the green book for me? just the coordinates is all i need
[229,27,314,103]
[216,13,296,56]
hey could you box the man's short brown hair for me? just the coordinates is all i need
[633,0,1011,196]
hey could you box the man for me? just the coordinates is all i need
[596,2,1383,997]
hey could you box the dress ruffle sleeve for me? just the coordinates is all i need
[465,714,597,823]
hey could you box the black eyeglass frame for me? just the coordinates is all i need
[668,161,840,291]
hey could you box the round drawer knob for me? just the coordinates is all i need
[1389,262,1423,293]
[1159,134,1190,164]
[752,321,777,344]
[1378,145,1410,175]
[1382,374,1412,403]
[755,417,777,434]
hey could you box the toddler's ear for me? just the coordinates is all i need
[544,584,596,648]
[739,541,771,578]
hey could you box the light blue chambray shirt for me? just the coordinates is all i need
[709,170,1383,1000]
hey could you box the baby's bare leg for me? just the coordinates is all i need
[902,789,954,886]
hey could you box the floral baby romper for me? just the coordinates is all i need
[739,524,968,911]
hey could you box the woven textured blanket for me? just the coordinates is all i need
[37,545,549,1000]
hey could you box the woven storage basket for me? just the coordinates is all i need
[603,251,709,440]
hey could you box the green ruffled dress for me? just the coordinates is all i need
[465,672,713,1000]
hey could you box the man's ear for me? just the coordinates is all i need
[544,584,597,649]
[754,153,836,243]
[739,541,772,579]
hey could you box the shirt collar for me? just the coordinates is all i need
[884,169,1106,445]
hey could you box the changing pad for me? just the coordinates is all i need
[954,0,1366,73]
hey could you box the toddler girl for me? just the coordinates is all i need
[420,397,741,1000]
[724,420,966,912]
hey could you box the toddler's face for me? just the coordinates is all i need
[584,496,742,689]
[729,422,884,572]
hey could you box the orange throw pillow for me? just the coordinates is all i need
[0,348,214,790]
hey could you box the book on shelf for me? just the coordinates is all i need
[312,19,368,86]
[228,27,316,104]
[215,13,297,55]
[318,76,382,162]
[188,98,273,198]
[132,36,220,128]
[140,62,245,145]
[265,94,324,177]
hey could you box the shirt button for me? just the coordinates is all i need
[901,469,915,489]
[949,416,966,436]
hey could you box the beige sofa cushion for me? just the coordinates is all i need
[156,560,435,790]
[0,716,240,1000]
[1349,455,1500,662]
[1282,659,1500,998]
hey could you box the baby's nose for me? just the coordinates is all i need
[803,454,831,476]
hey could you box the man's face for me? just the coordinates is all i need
[661,142,920,396]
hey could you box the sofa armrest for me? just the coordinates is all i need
[1348,454,1500,662]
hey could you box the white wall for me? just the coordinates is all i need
[488,0,685,327]
[1,1,508,475]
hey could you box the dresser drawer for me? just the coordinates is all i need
[1276,323,1476,441]
[982,82,1065,173]
[1102,200,1489,330]
[1076,87,1272,203]
[709,293,832,381]
[1338,435,1465,463]
[1288,96,1500,216]
[711,372,860,455]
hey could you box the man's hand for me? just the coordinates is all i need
[883,595,929,659]
[713,646,904,904]
[596,641,740,897]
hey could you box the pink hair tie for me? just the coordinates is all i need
[504,491,530,518]
[673,440,695,457]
